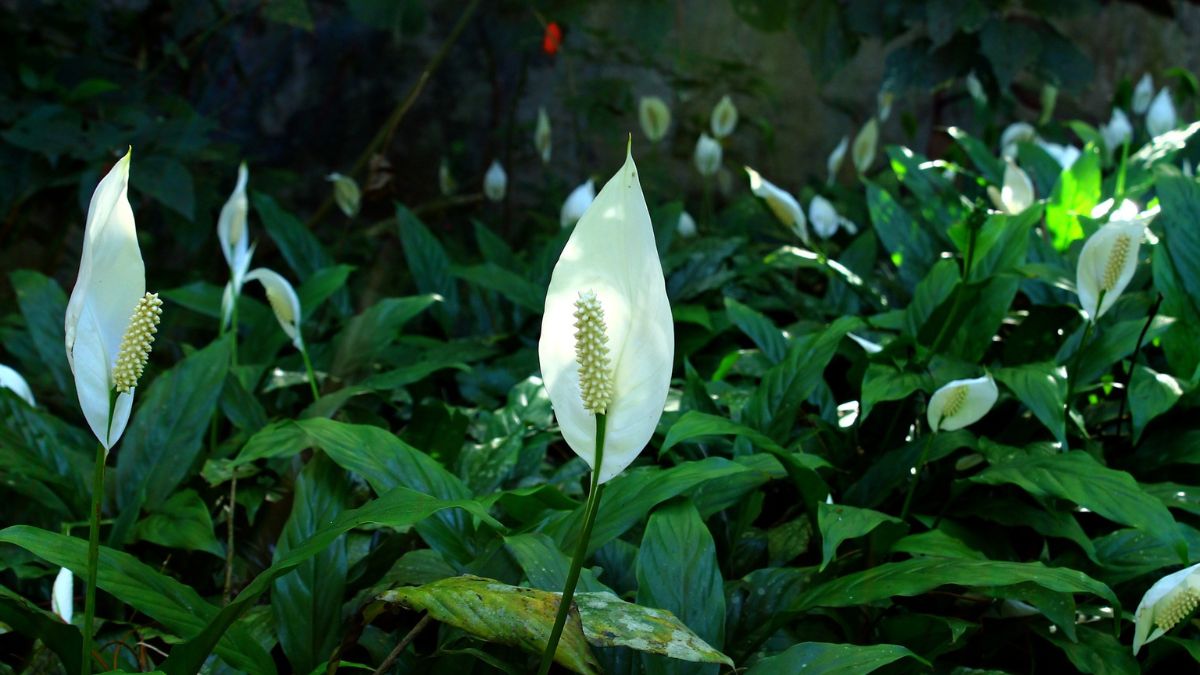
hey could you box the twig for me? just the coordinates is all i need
[373,614,434,674]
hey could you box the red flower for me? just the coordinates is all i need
[543,22,562,56]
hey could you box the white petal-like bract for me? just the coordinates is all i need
[245,268,304,351]
[1000,122,1037,159]
[710,95,738,138]
[1133,73,1154,114]
[638,96,671,143]
[746,166,807,243]
[1147,88,1178,138]
[927,375,998,432]
[852,119,879,174]
[484,161,507,202]
[0,364,35,407]
[986,160,1035,215]
[1076,219,1145,321]
[326,172,361,218]
[677,210,697,238]
[1037,140,1081,170]
[693,134,722,176]
[535,106,552,164]
[1101,109,1133,156]
[560,179,595,228]
[65,149,144,450]
[218,162,252,294]
[966,71,986,105]
[809,195,839,239]
[1132,561,1200,655]
[827,136,849,184]
[538,147,673,484]
[52,567,73,625]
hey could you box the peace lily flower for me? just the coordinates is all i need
[745,166,808,243]
[827,136,848,184]
[559,178,595,228]
[217,163,254,328]
[710,95,738,139]
[1000,122,1037,159]
[638,96,671,143]
[535,106,552,164]
[65,150,163,451]
[877,89,895,122]
[483,161,507,202]
[1147,88,1177,138]
[1037,140,1081,170]
[0,364,35,407]
[809,195,839,239]
[986,159,1035,215]
[539,145,673,485]
[852,119,879,174]
[1076,218,1146,321]
[1133,73,1155,114]
[694,133,722,176]
[1039,84,1058,125]
[965,71,986,105]
[439,158,457,196]
[1132,561,1200,655]
[927,375,998,432]
[677,210,697,238]
[1101,109,1133,157]
[51,567,73,624]
[326,172,361,218]
[244,267,319,400]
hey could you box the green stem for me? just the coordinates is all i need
[1116,294,1163,438]
[537,414,607,675]
[1065,289,1105,417]
[930,225,978,354]
[230,297,239,368]
[81,442,106,675]
[300,344,320,402]
[900,432,935,521]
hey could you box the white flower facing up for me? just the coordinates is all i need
[677,210,697,238]
[1101,109,1134,157]
[484,161,507,202]
[638,96,671,143]
[987,159,1036,215]
[560,179,595,228]
[745,166,808,243]
[0,364,35,407]
[539,145,673,484]
[326,172,361,218]
[1147,88,1178,138]
[827,136,849,184]
[1000,122,1037,159]
[1133,73,1155,114]
[52,567,73,624]
[65,149,163,451]
[245,268,304,351]
[535,106,552,164]
[809,195,839,239]
[218,163,254,328]
[927,375,998,432]
[852,118,879,174]
[1132,561,1200,655]
[694,133,722,177]
[1076,218,1146,321]
[710,95,738,139]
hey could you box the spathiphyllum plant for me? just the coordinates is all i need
[218,163,253,340]
[244,267,319,401]
[1076,217,1148,322]
[64,149,162,674]
[746,166,808,243]
[536,141,673,673]
[927,375,999,432]
[0,364,36,407]
[1133,561,1200,655]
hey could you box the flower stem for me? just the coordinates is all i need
[1064,289,1105,421]
[300,345,320,402]
[1117,293,1163,438]
[537,414,607,675]
[900,432,935,521]
[81,441,106,675]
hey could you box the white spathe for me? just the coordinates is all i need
[326,172,361,218]
[852,119,879,173]
[693,134,722,177]
[1147,88,1178,138]
[809,195,839,239]
[827,136,849,184]
[1076,218,1147,321]
[1000,122,1037,159]
[745,166,808,243]
[535,106,552,164]
[986,160,1035,215]
[927,375,998,432]
[245,268,304,351]
[218,163,254,328]
[65,149,144,451]
[0,364,35,407]
[1132,561,1200,655]
[484,161,507,202]
[52,567,73,625]
[677,210,697,238]
[966,71,986,105]
[1101,109,1133,156]
[560,179,595,228]
[638,96,671,143]
[1133,73,1154,114]
[538,147,673,484]
[711,95,738,139]
[1037,140,1081,170]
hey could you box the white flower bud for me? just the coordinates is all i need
[694,134,722,177]
[484,161,507,202]
[710,95,738,138]
[638,96,671,143]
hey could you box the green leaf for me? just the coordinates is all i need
[747,642,924,674]
[134,489,223,557]
[948,126,1003,185]
[133,155,195,221]
[1155,173,1200,303]
[1044,147,1100,250]
[396,205,459,328]
[724,297,786,363]
[860,364,930,422]
[252,192,334,282]
[504,533,607,593]
[115,337,232,520]
[262,0,314,30]
[1130,365,1186,442]
[453,263,545,313]
[972,451,1186,560]
[329,295,439,376]
[158,487,500,674]
[273,454,351,674]
[993,362,1068,445]
[0,526,275,675]
[817,503,903,571]
[636,499,725,675]
[1060,315,1175,385]
[660,411,785,455]
[1036,623,1139,675]
[866,182,934,286]
[297,265,354,319]
[0,584,82,674]
[904,259,959,339]
[9,270,74,399]
[793,558,1118,612]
